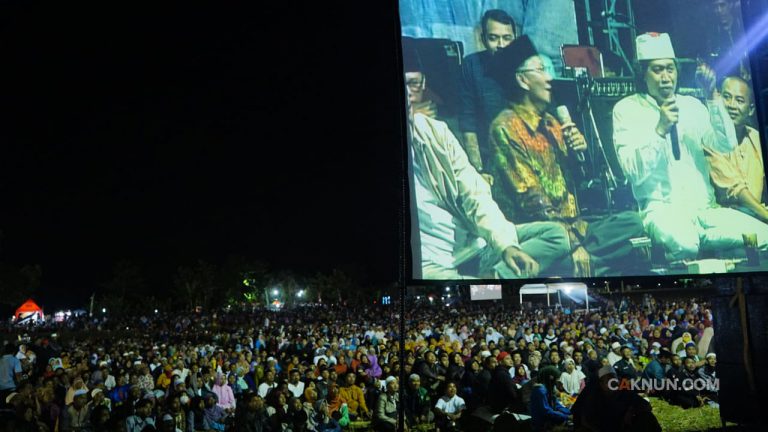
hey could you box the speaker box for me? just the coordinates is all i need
[550,79,637,213]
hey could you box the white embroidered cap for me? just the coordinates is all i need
[636,33,676,61]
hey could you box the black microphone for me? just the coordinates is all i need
[670,125,680,160]
[555,105,585,162]
[658,98,680,160]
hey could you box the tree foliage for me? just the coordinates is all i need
[173,260,219,311]
[99,259,146,314]
[0,263,43,307]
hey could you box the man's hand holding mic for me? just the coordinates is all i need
[655,97,679,137]
[556,106,587,160]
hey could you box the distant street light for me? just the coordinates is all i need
[102,308,107,313]
[273,289,279,296]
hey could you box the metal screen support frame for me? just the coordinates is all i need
[602,0,637,75]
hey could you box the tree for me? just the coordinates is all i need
[219,255,269,306]
[269,270,305,308]
[101,259,146,314]
[173,260,220,310]
[0,263,42,307]
[311,269,355,304]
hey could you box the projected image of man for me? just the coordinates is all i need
[485,36,647,277]
[612,33,768,261]
[707,77,767,222]
[707,0,749,79]
[405,46,571,280]
[404,42,437,120]
[458,9,517,179]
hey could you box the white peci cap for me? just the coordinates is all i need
[636,33,676,61]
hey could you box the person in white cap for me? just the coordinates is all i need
[61,388,90,431]
[87,388,111,412]
[698,353,719,405]
[613,32,768,262]
[607,341,622,366]
[374,376,400,432]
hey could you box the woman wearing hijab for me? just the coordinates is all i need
[365,353,382,379]
[212,373,236,412]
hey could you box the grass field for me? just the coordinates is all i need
[348,398,729,431]
[650,397,730,431]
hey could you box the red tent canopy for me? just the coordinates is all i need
[15,299,43,320]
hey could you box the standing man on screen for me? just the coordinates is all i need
[707,0,749,80]
[485,36,648,277]
[458,10,516,181]
[405,45,571,280]
[613,33,768,261]
[707,76,767,221]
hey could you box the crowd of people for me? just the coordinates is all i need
[0,292,717,432]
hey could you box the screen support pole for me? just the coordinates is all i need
[398,282,406,431]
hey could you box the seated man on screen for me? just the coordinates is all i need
[612,32,768,261]
[707,76,768,222]
[458,9,517,179]
[405,45,571,280]
[485,36,648,277]
[403,38,438,120]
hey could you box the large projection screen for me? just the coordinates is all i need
[470,284,503,300]
[401,0,768,281]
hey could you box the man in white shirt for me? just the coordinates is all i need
[434,382,466,430]
[613,32,768,261]
[172,360,190,384]
[287,370,305,399]
[257,370,277,398]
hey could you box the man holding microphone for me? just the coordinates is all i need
[613,32,768,262]
[486,36,647,277]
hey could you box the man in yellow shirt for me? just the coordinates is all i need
[707,76,768,222]
[338,372,370,419]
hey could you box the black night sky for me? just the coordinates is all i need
[0,1,404,306]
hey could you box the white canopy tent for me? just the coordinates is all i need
[519,282,589,310]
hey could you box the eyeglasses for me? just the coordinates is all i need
[517,66,547,75]
[406,78,425,89]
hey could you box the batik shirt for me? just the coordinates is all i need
[488,103,578,223]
